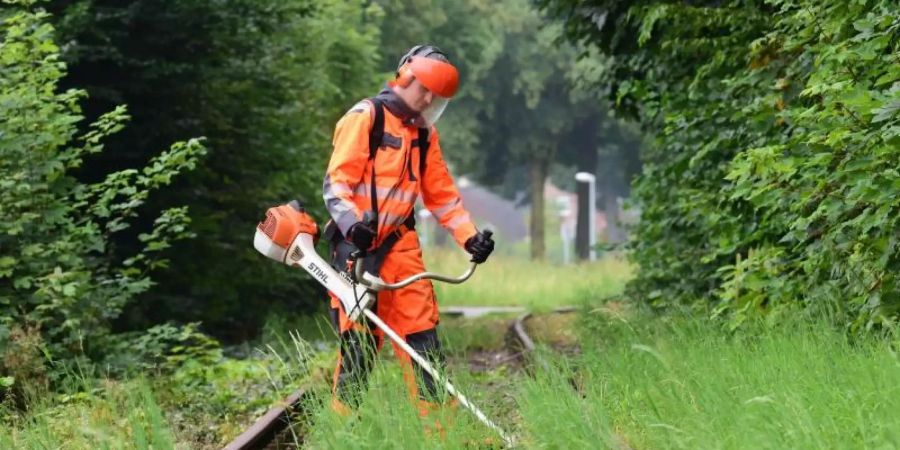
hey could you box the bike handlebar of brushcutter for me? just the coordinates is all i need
[360,262,478,291]
[353,229,492,292]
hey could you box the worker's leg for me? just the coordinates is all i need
[328,294,386,413]
[376,232,453,417]
[406,328,446,402]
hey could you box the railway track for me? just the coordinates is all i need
[509,307,578,372]
[220,307,578,450]
[221,388,311,450]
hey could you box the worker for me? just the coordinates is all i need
[321,44,494,420]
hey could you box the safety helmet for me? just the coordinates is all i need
[392,45,459,126]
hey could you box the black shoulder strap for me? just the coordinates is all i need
[366,98,384,235]
[418,127,429,177]
[368,98,384,160]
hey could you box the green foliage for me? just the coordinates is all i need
[48,0,384,338]
[518,308,900,449]
[0,2,204,369]
[541,0,900,329]
[1,377,176,450]
[101,323,221,375]
[156,328,330,447]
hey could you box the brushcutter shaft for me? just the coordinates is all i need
[362,309,515,447]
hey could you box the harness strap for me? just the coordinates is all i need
[368,98,385,234]
[368,214,416,274]
[418,127,430,177]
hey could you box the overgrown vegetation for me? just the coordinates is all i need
[0,1,204,395]
[1,378,176,450]
[0,319,330,449]
[297,252,632,449]
[46,0,384,338]
[518,308,900,449]
[540,0,900,329]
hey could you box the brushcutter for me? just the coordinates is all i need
[253,201,514,447]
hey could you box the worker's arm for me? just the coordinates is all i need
[420,128,478,248]
[322,101,372,237]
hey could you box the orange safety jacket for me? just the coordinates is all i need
[323,90,477,248]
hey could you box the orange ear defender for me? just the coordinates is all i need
[395,62,416,88]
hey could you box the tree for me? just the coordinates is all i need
[541,0,900,329]
[0,1,204,379]
[47,0,384,339]
[559,50,643,244]
[444,0,641,259]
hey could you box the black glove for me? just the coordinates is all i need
[347,221,376,251]
[464,230,494,263]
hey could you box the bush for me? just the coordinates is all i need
[542,0,900,330]
[0,1,205,379]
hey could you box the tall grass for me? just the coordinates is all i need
[301,312,900,448]
[301,360,507,449]
[0,378,175,450]
[518,311,900,449]
[227,251,900,449]
[424,247,631,310]
[295,248,629,448]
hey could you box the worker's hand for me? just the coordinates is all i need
[348,221,376,251]
[465,230,494,263]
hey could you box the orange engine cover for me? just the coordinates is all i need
[257,203,319,249]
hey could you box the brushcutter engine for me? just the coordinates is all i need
[253,200,318,262]
[253,200,372,321]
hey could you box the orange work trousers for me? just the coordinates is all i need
[328,230,447,415]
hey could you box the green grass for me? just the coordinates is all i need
[301,304,900,449]
[517,310,900,449]
[424,247,632,311]
[301,362,510,449]
[292,245,633,447]
[0,378,176,450]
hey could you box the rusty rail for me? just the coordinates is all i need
[222,387,310,450]
[510,306,577,352]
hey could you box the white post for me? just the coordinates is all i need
[555,196,572,265]
[574,172,596,261]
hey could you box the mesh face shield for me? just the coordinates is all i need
[419,96,449,127]
[406,56,457,127]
